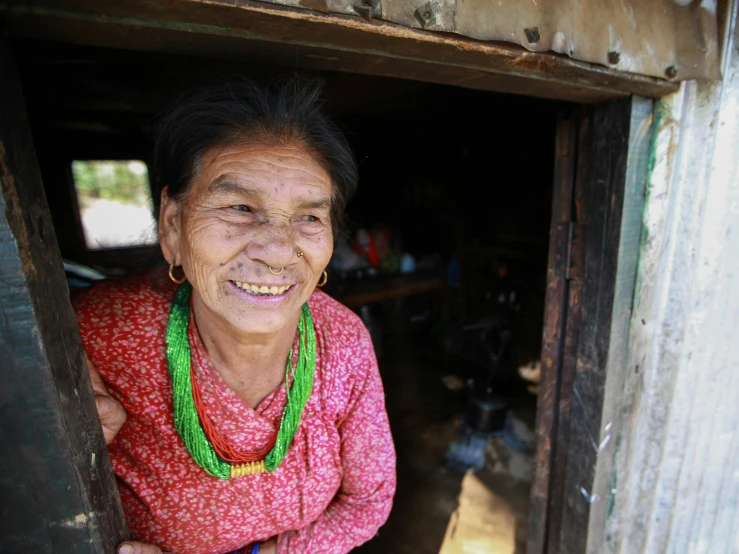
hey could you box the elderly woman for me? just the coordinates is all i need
[76,79,396,554]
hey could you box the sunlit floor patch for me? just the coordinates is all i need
[438,471,517,554]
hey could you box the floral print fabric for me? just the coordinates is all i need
[74,268,396,554]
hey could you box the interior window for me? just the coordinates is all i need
[71,160,157,249]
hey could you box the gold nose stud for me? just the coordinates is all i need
[297,251,304,258]
[268,266,284,275]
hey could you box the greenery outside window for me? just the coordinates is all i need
[71,160,158,250]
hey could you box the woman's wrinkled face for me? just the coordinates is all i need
[160,142,334,337]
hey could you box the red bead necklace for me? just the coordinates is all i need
[190,367,277,464]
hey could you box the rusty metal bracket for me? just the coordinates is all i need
[524,26,540,44]
[414,2,437,29]
[354,0,380,21]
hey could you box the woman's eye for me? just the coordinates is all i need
[232,205,251,212]
[302,215,319,222]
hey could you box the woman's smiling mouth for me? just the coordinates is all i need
[231,280,293,296]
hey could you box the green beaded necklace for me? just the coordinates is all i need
[165,282,317,479]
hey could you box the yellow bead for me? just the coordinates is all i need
[230,460,266,478]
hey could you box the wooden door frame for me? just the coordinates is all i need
[0,40,128,553]
[529,98,654,554]
[0,0,676,103]
[0,7,655,552]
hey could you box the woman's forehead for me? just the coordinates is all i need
[206,174,332,209]
[204,142,328,176]
[194,142,332,196]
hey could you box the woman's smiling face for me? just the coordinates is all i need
[160,141,334,337]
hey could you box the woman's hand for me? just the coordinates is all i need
[87,364,161,554]
[117,542,172,554]
[86,355,127,445]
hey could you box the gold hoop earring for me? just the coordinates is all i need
[317,270,328,287]
[268,266,284,275]
[169,263,187,285]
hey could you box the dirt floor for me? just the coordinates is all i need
[355,310,535,554]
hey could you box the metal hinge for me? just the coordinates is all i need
[565,221,585,282]
[565,221,574,281]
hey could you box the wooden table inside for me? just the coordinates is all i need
[328,271,445,308]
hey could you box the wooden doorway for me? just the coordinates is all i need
[0,7,654,551]
[529,100,653,554]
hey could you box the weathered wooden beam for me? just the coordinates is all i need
[529,97,653,554]
[528,113,579,554]
[0,0,677,103]
[544,112,588,554]
[0,41,127,553]
[552,97,653,554]
[584,95,653,554]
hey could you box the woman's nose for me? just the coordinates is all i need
[245,224,296,269]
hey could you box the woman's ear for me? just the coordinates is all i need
[159,187,182,265]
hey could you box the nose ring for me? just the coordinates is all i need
[268,266,284,275]
[297,251,304,258]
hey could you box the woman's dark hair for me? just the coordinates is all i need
[152,77,357,237]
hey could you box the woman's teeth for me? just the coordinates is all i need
[233,281,292,296]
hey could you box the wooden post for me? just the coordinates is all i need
[553,97,652,554]
[528,113,579,554]
[529,97,653,554]
[0,41,127,552]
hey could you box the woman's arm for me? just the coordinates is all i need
[275,339,397,553]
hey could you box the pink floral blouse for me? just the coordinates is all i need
[74,269,396,554]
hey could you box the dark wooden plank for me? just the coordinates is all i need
[528,114,578,554]
[1,0,677,102]
[554,98,635,554]
[544,113,591,554]
[582,96,653,553]
[0,41,127,553]
[530,98,651,554]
